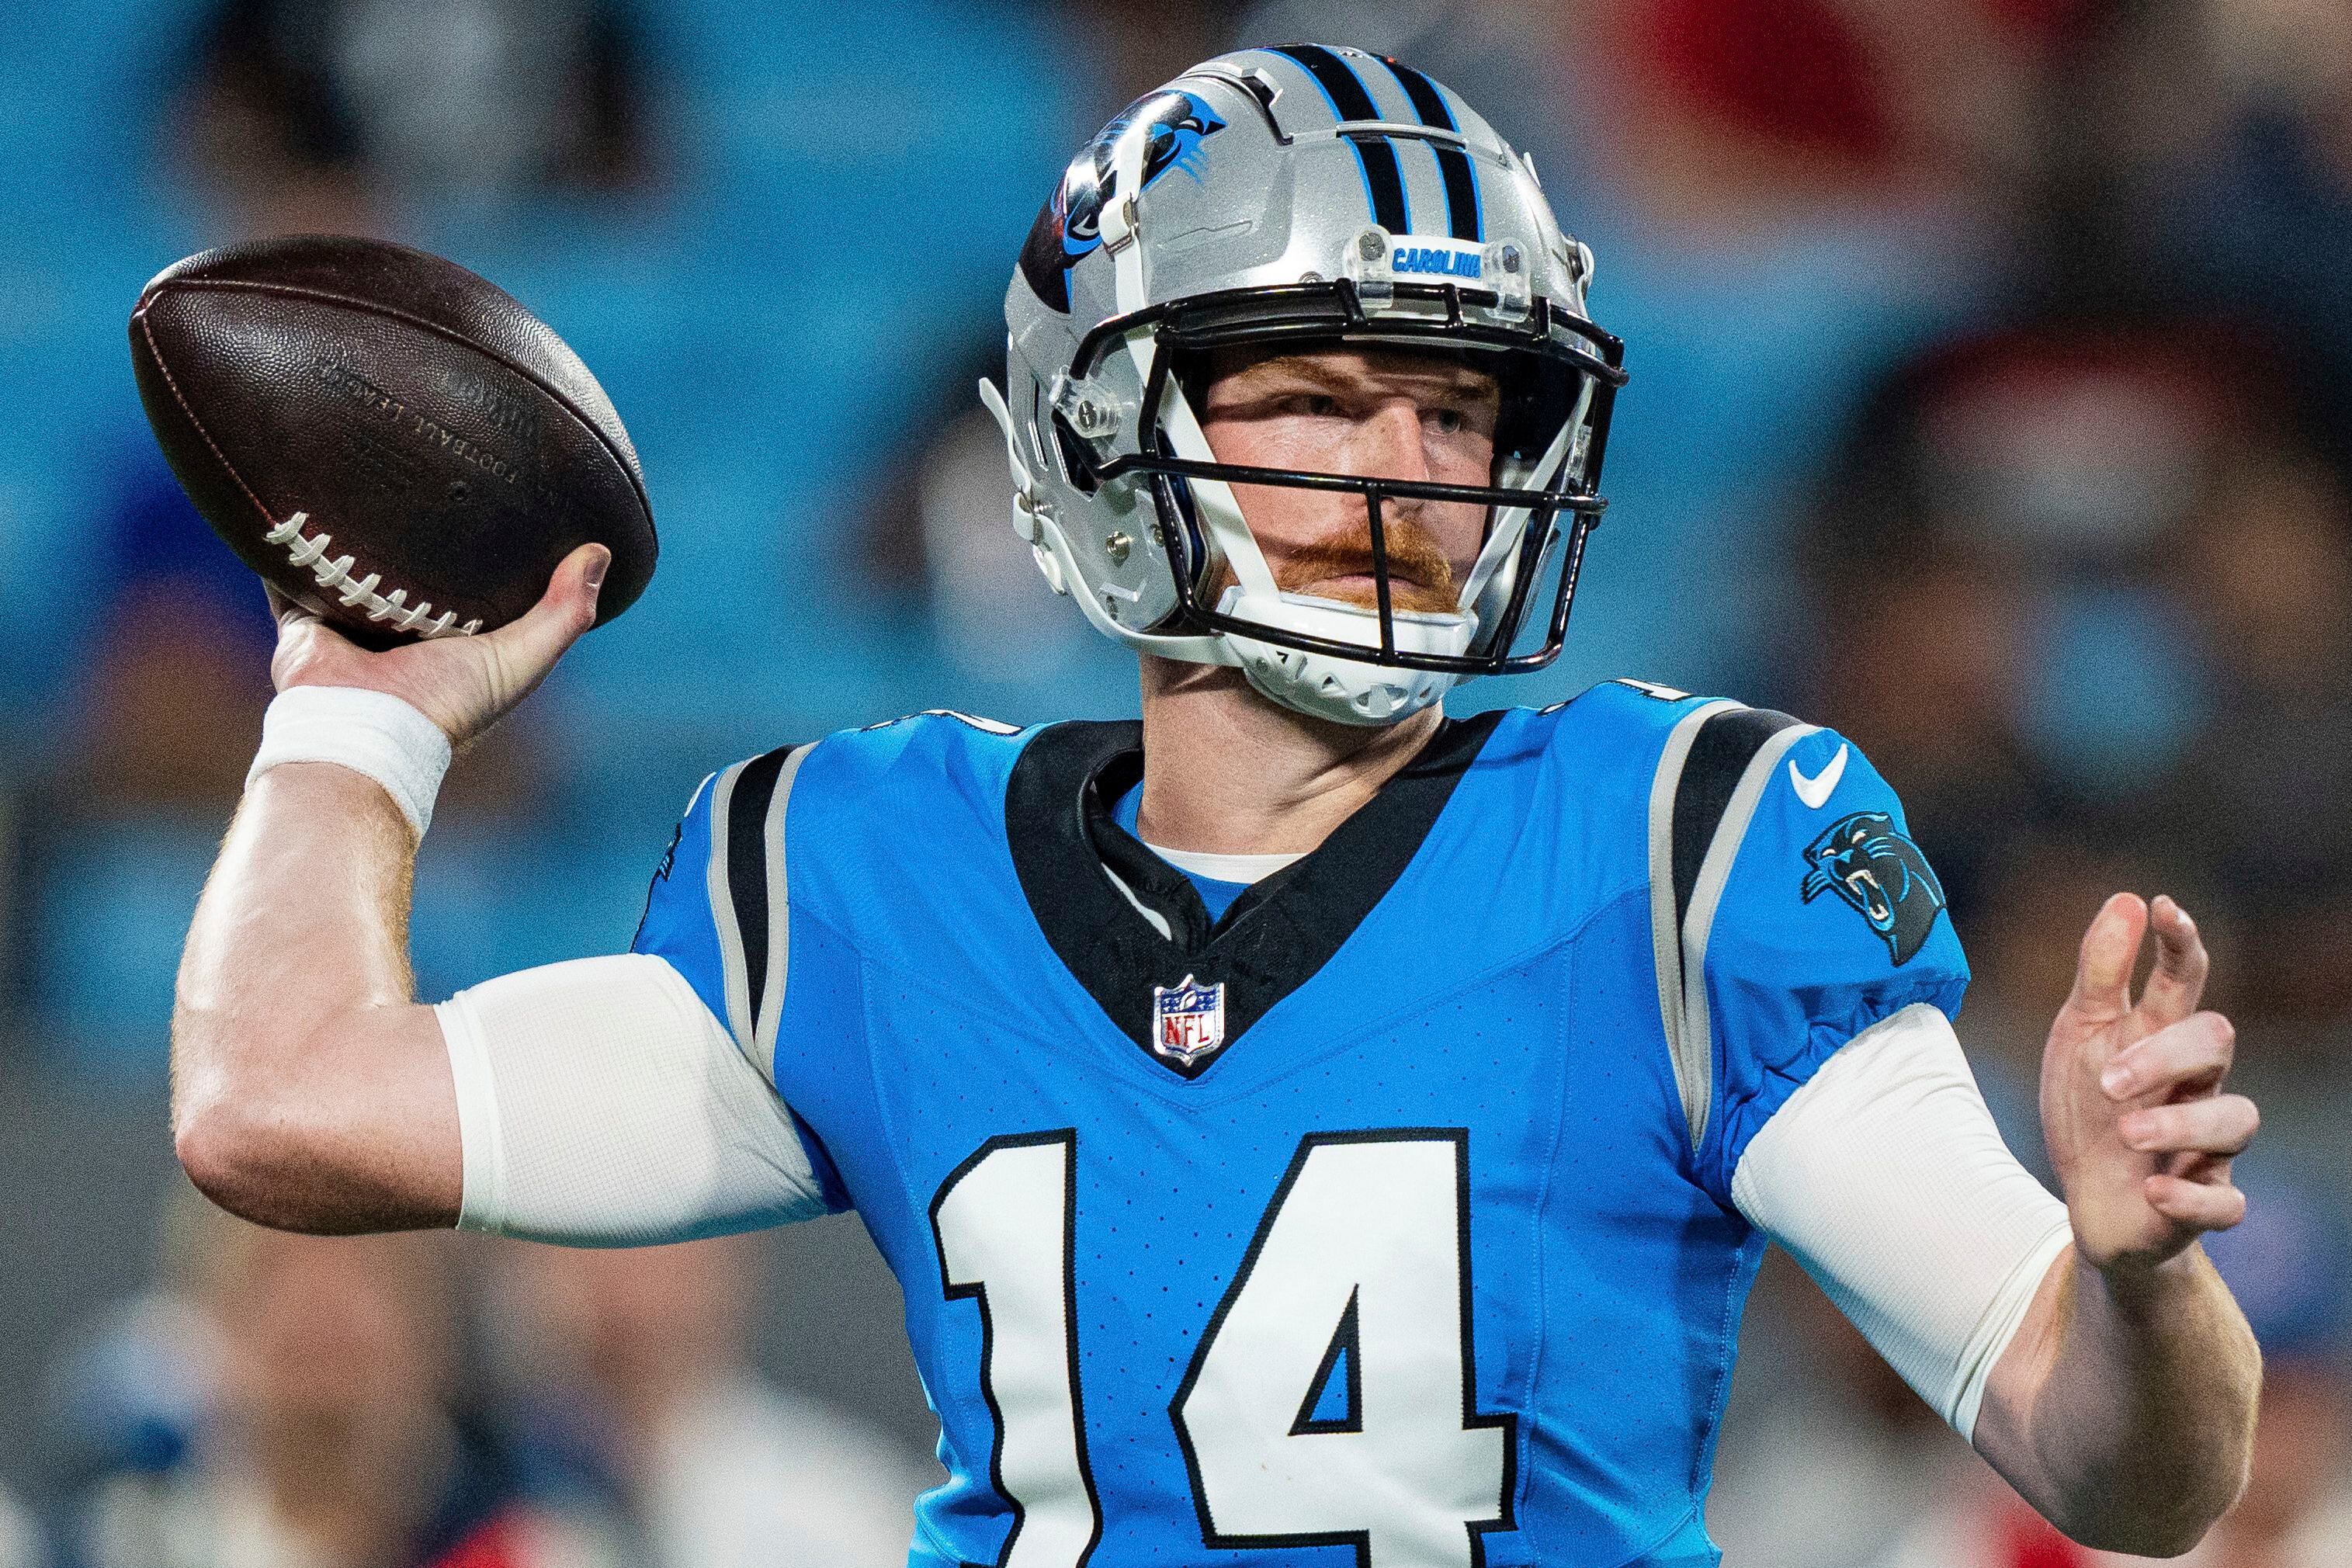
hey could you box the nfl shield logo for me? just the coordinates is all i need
[1151,974,1226,1068]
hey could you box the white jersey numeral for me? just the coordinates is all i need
[930,1132,1102,1568]
[1174,1132,1511,1565]
[932,1129,1511,1567]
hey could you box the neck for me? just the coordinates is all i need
[1134,656,1443,855]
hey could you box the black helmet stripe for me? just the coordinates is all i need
[1268,42,1381,121]
[1377,55,1483,243]
[1374,54,1455,128]
[1267,44,1410,233]
[1430,144,1481,241]
[1348,136,1412,235]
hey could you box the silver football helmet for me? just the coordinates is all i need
[983,44,1625,725]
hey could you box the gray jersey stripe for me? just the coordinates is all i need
[1674,722,1820,1149]
[1647,701,1742,1145]
[750,744,816,1084]
[702,759,755,1053]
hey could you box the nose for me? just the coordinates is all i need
[1345,398,1435,487]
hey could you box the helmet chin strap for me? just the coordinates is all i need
[1154,373,1278,601]
[1456,373,1591,624]
[1216,583,1475,725]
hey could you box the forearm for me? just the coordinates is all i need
[1976,1244,2261,1554]
[172,763,460,1231]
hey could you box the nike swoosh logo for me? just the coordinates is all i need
[1788,743,1848,809]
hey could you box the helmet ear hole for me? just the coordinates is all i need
[1051,414,1101,496]
[1493,355,1580,468]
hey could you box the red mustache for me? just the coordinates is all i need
[1269,522,1460,614]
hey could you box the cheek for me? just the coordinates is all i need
[1199,416,1361,548]
[1432,507,1490,576]
[1227,478,1365,554]
[1428,435,1496,557]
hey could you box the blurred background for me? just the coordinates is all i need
[2,0,2349,1563]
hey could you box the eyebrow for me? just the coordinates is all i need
[1221,354,1498,401]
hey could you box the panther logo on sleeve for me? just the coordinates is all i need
[1799,810,1948,966]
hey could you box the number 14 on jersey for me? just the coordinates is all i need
[930,1128,1516,1566]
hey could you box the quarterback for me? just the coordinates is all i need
[174,47,2260,1567]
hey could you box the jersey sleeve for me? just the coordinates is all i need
[438,953,839,1245]
[1729,1003,2071,1439]
[631,748,852,1213]
[1646,706,1969,1205]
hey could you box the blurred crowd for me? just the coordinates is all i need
[5,0,2352,1563]
[37,1204,934,1568]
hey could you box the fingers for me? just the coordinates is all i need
[2101,1011,2236,1100]
[2067,892,2147,1022]
[2145,1173,2247,1232]
[263,583,307,629]
[2136,894,2209,1028]
[477,543,611,686]
[2118,1093,2260,1157]
[264,581,364,692]
[264,582,336,645]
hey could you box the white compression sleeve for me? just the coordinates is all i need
[1730,1002,2073,1441]
[436,952,833,1247]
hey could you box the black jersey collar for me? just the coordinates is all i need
[1005,710,1505,1079]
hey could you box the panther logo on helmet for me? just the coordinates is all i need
[1799,810,1948,966]
[1017,89,1225,312]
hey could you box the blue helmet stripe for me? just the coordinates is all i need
[1377,55,1482,243]
[1266,44,1411,233]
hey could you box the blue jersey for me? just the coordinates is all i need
[630,681,1968,1567]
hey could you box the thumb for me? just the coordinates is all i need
[478,543,610,687]
[2066,891,2147,1022]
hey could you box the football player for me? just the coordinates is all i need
[174,47,2261,1567]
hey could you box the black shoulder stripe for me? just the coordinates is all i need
[725,745,796,1030]
[1669,707,1801,937]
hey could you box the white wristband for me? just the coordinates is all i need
[246,686,453,838]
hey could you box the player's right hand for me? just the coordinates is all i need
[268,542,610,748]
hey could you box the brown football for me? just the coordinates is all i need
[129,234,655,647]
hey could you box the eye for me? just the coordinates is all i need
[1428,407,1467,435]
[1279,392,1342,418]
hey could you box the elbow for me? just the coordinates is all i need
[2064,1507,2229,1560]
[170,1036,338,1233]
[172,1082,296,1229]
[2054,1443,2255,1559]
[2063,1521,2208,1560]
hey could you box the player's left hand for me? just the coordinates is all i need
[2041,893,2258,1276]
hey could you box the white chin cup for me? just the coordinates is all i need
[1216,586,1476,726]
